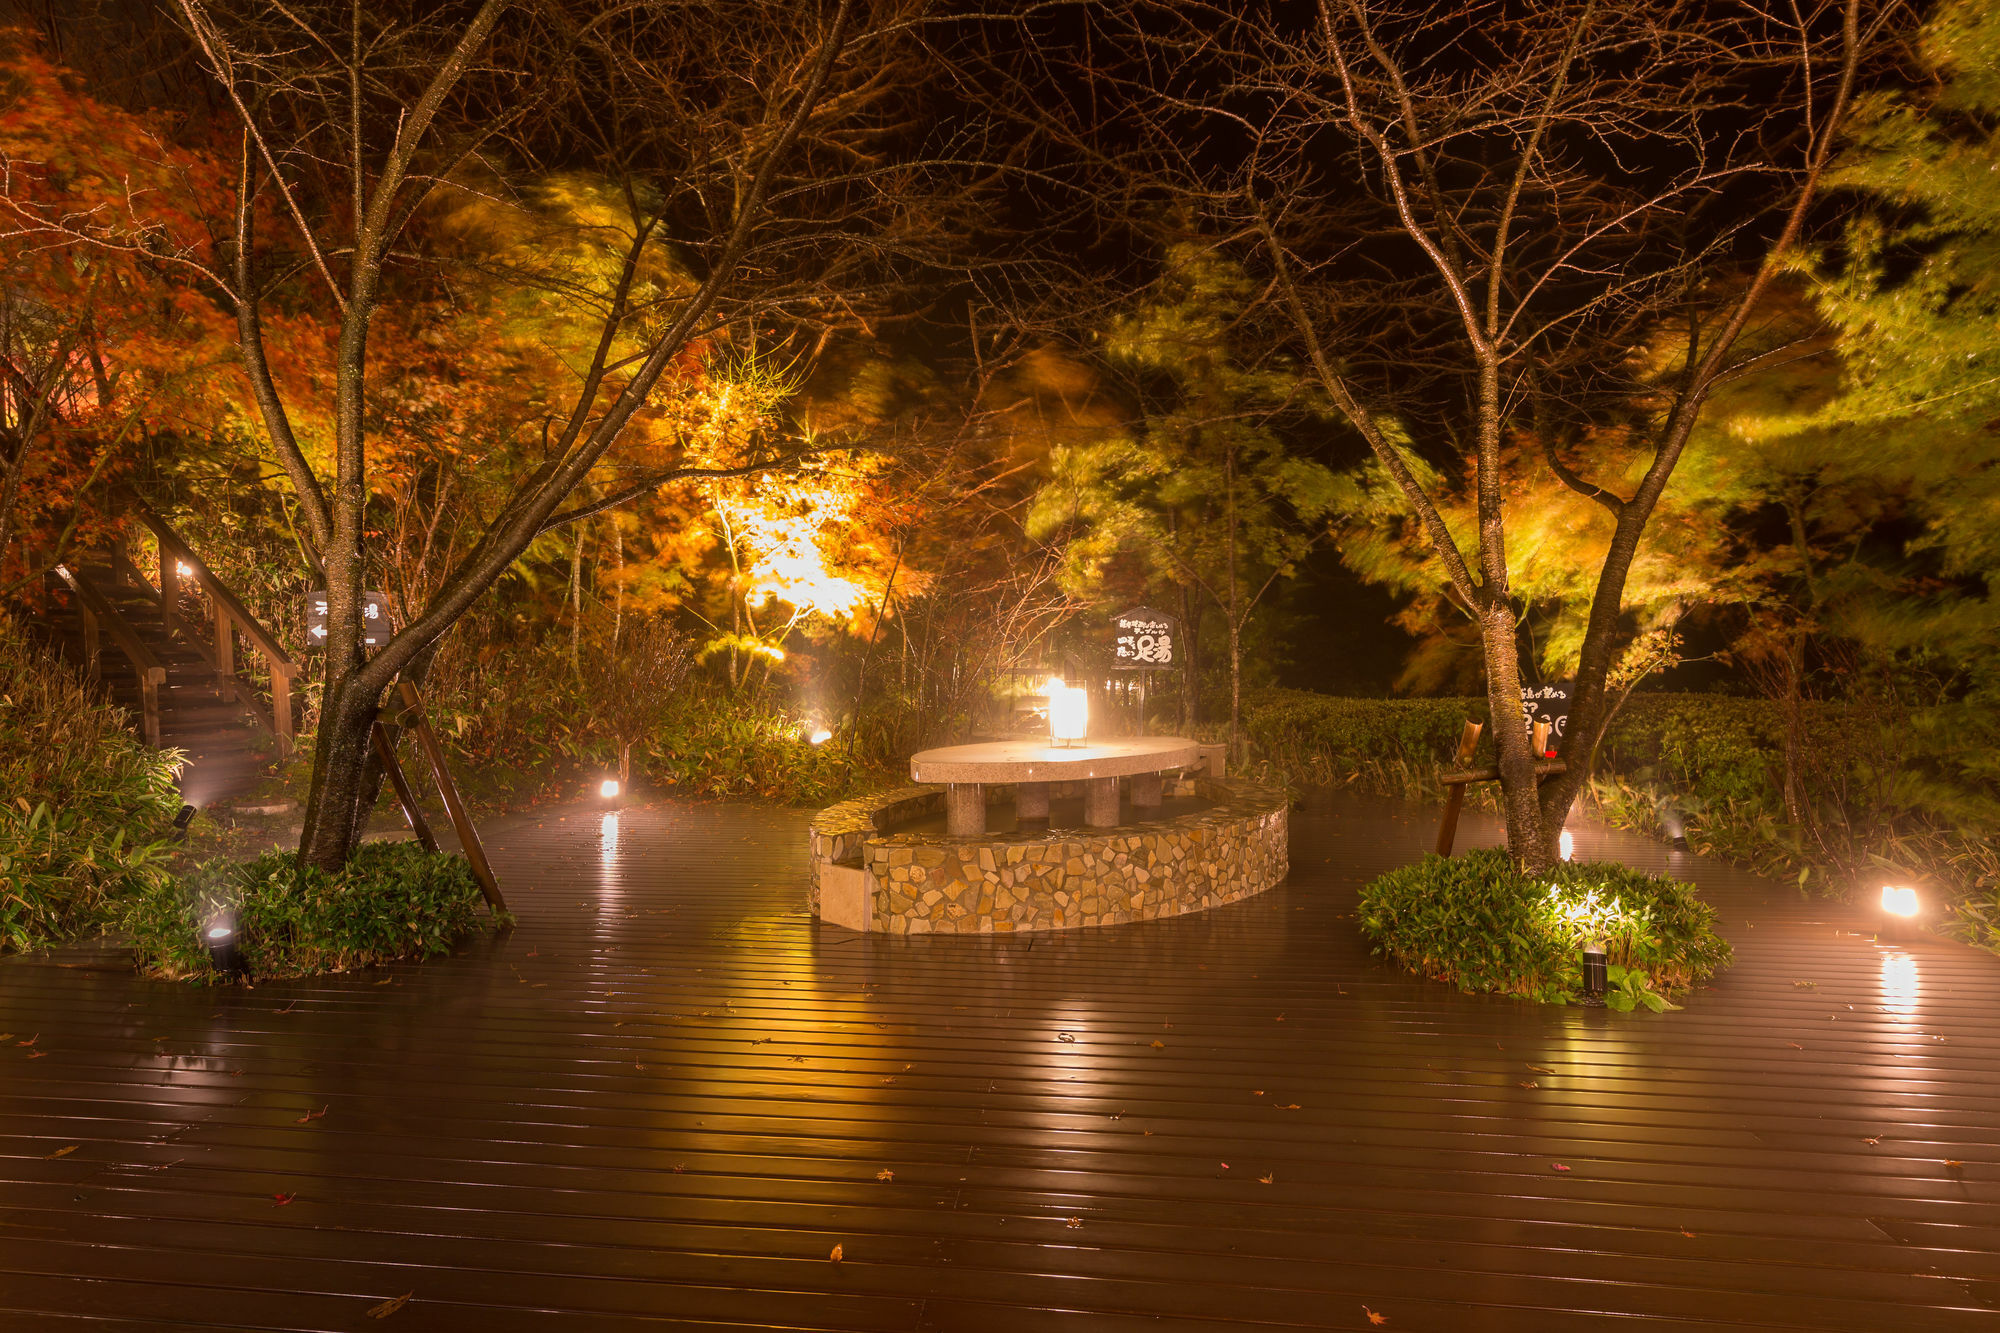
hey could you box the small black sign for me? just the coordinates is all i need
[1111,605,1179,669]
[1520,680,1572,751]
[304,590,392,650]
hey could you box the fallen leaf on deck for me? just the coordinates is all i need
[1793,980,1817,989]
[1945,1159,1965,1168]
[1281,1103,1302,1111]
[272,1193,296,1205]
[294,1106,328,1124]
[1863,1137,1880,1145]
[17,1035,37,1046]
[1253,1090,1265,1096]
[1364,1308,1389,1326]
[671,1163,685,1173]
[365,1291,414,1319]
[1275,1014,1286,1022]
[1518,1081,1539,1090]
[1064,1217,1082,1229]
[43,1145,77,1159]
[1680,1228,1696,1238]
[1551,1163,1571,1172]
[1527,1065,1555,1074]
[26,1051,47,1059]
[876,1169,894,1181]
[1787,1042,1804,1050]
[1149,1040,1165,1049]
[829,1244,843,1262]
[1258,1173,1274,1185]
[374,977,395,986]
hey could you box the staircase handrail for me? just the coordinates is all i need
[127,501,300,754]
[51,562,166,749]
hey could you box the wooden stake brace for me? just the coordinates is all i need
[393,679,507,913]
[371,719,440,854]
[1434,719,1568,856]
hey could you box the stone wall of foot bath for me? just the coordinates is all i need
[807,777,1288,934]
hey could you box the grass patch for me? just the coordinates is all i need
[126,841,503,982]
[1,615,184,952]
[1358,848,1733,1008]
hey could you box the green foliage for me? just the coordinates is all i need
[0,616,184,952]
[1358,848,1732,1006]
[1250,685,2000,949]
[643,701,884,804]
[1241,689,1489,792]
[1604,963,1680,1014]
[125,842,496,983]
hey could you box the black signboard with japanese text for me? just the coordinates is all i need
[1111,605,1179,670]
[304,590,393,651]
[1519,680,1572,753]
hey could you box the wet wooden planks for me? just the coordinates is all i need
[2,796,1998,1330]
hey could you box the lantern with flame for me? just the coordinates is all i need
[1047,678,1090,747]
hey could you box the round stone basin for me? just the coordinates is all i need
[809,774,1288,935]
[909,736,1204,836]
[884,789,1216,838]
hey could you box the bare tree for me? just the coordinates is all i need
[1073,0,1896,868]
[2,0,1004,869]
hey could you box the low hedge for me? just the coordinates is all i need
[1,615,184,952]
[1358,848,1733,1008]
[127,842,499,982]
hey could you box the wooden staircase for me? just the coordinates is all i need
[41,507,302,809]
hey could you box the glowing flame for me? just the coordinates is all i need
[1050,684,1089,743]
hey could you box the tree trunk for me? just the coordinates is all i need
[1224,443,1241,759]
[1481,606,1551,871]
[297,670,381,868]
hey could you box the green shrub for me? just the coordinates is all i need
[126,841,497,982]
[643,701,887,804]
[1241,689,1486,794]
[1358,848,1733,1006]
[0,615,184,952]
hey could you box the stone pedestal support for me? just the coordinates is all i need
[946,783,986,837]
[1084,776,1120,828]
[1130,770,1163,808]
[1016,781,1050,820]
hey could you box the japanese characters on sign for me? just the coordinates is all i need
[1112,605,1179,669]
[303,590,393,650]
[1519,680,1573,748]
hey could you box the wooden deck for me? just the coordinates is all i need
[3,794,1998,1330]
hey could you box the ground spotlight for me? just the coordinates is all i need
[599,778,621,800]
[809,728,833,745]
[170,803,197,843]
[1878,884,1921,943]
[1581,941,1608,1004]
[1660,802,1689,851]
[204,915,247,979]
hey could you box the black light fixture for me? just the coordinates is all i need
[1659,798,1689,851]
[1878,884,1921,942]
[204,913,248,979]
[170,803,197,843]
[1581,941,1608,1004]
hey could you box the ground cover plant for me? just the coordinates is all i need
[1358,848,1733,1008]
[0,616,184,952]
[126,842,498,983]
[1245,687,2000,950]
